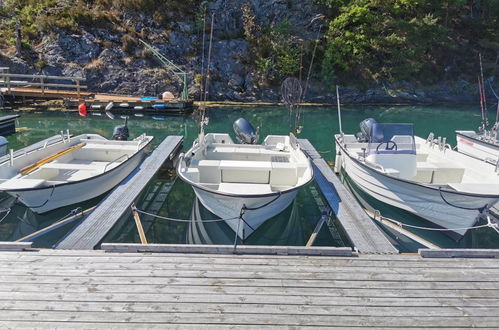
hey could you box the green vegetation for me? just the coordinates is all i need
[242,5,305,86]
[317,0,499,84]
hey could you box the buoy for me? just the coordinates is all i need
[162,91,175,101]
[78,103,87,117]
[91,104,102,109]
[119,103,130,108]
[105,102,114,111]
[134,106,144,110]
[152,104,166,110]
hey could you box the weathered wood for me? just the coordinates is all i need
[56,136,182,250]
[420,248,499,259]
[1,249,499,327]
[0,242,32,251]
[101,243,353,256]
[131,205,148,244]
[298,139,398,254]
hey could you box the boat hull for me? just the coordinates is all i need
[5,147,147,213]
[192,186,298,240]
[456,131,499,164]
[337,141,498,238]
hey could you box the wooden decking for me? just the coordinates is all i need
[298,139,398,254]
[1,87,93,99]
[55,136,183,250]
[0,248,498,328]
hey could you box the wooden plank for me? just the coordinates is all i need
[314,158,397,254]
[420,248,499,259]
[0,242,32,251]
[101,243,353,256]
[3,282,499,298]
[1,274,498,290]
[0,300,497,317]
[0,310,499,327]
[55,136,183,250]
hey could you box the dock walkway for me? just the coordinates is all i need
[0,248,498,328]
[298,139,398,254]
[55,136,183,250]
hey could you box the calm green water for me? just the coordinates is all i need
[0,104,497,251]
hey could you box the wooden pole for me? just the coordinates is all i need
[20,142,85,175]
[131,204,148,244]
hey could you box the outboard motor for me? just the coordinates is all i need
[356,118,378,142]
[112,116,129,141]
[233,118,259,144]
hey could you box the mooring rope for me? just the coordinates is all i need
[133,207,239,223]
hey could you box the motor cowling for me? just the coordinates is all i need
[357,118,378,142]
[233,118,259,144]
[112,117,129,141]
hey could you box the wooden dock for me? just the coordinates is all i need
[298,139,398,254]
[0,248,498,328]
[55,136,183,250]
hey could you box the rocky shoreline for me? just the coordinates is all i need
[0,0,496,106]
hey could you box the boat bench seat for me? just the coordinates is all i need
[40,162,106,171]
[219,182,272,194]
[412,162,438,183]
[431,162,465,184]
[220,160,271,184]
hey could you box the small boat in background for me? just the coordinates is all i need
[0,123,153,213]
[178,118,314,240]
[455,130,498,164]
[335,118,499,240]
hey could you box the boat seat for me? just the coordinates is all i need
[218,182,272,194]
[197,160,221,183]
[448,183,499,195]
[416,153,429,161]
[431,162,465,184]
[40,162,106,171]
[220,160,271,184]
[412,162,438,183]
[270,162,297,186]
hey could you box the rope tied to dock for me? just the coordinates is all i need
[379,213,499,234]
[132,207,240,223]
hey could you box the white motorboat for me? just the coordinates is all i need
[335,119,499,240]
[0,130,153,213]
[177,119,313,240]
[456,130,499,165]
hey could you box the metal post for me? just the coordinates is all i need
[76,80,81,100]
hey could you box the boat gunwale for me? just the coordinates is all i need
[335,134,499,200]
[177,152,315,199]
[0,135,154,193]
[455,131,499,149]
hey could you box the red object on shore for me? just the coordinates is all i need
[78,103,87,117]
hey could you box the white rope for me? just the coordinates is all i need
[134,208,239,223]
[385,217,495,232]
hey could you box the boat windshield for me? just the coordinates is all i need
[367,123,416,155]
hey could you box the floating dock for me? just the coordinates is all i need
[0,68,193,113]
[0,247,498,328]
[55,136,183,250]
[298,139,398,254]
[0,114,19,136]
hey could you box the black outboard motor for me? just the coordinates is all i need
[356,118,377,142]
[112,116,129,141]
[233,118,259,144]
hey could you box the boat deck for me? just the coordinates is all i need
[55,136,183,250]
[298,139,398,254]
[0,248,498,328]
